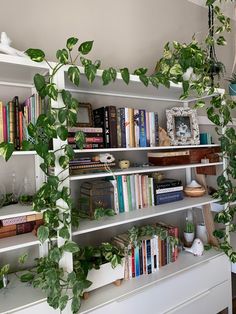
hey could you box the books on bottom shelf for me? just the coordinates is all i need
[113,223,179,280]
[0,213,43,239]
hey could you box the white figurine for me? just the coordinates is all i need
[182,67,199,81]
[184,238,204,256]
[99,153,115,163]
[0,32,25,57]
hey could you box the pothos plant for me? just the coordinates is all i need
[0,0,235,312]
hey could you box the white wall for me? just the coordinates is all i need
[1,0,234,75]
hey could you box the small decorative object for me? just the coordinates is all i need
[184,238,204,256]
[201,157,209,164]
[79,180,114,218]
[99,153,115,163]
[196,223,208,244]
[166,107,200,145]
[183,218,195,247]
[0,32,25,57]
[119,160,130,169]
[151,172,164,182]
[76,103,93,127]
[159,127,171,146]
[184,180,206,197]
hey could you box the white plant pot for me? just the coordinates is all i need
[196,223,208,244]
[85,261,125,292]
[184,232,195,244]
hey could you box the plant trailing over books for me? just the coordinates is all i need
[0,0,236,312]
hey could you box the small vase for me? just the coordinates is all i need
[196,223,208,244]
[229,83,236,96]
[184,232,194,247]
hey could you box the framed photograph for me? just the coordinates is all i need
[166,107,200,145]
[77,103,93,127]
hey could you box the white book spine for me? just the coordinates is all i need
[151,237,155,273]
[150,177,155,206]
[110,179,119,214]
[134,174,140,209]
[149,112,155,147]
[154,235,159,270]
[122,175,129,212]
[130,174,136,210]
[156,186,183,194]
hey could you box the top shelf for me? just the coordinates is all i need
[64,65,223,103]
[0,53,49,86]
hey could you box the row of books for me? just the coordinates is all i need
[0,94,43,149]
[113,223,179,279]
[93,106,159,149]
[110,176,183,214]
[0,213,43,239]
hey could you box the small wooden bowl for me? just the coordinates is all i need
[184,187,206,197]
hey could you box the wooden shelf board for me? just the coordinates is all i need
[79,250,223,313]
[0,233,40,253]
[0,273,46,314]
[70,162,223,181]
[72,195,217,235]
[0,204,35,220]
[74,144,220,154]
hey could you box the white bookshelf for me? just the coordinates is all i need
[73,195,218,236]
[0,233,39,253]
[0,204,35,220]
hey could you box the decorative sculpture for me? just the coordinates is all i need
[184,238,204,256]
[0,32,25,57]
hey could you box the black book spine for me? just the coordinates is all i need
[120,108,126,148]
[107,106,117,148]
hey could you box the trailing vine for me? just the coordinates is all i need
[0,0,236,312]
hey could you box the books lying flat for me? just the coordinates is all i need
[155,191,183,205]
[156,186,183,194]
[154,178,182,189]
[148,150,190,166]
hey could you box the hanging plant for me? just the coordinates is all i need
[0,0,235,312]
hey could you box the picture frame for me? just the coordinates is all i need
[166,107,200,145]
[77,103,93,127]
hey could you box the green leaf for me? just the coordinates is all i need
[120,68,130,85]
[66,37,78,51]
[68,66,80,86]
[64,144,75,160]
[56,49,69,64]
[84,64,97,83]
[18,253,28,265]
[35,142,49,158]
[59,155,69,169]
[134,68,148,76]
[49,247,62,263]
[59,295,69,311]
[37,225,49,243]
[71,296,81,314]
[20,272,34,282]
[78,41,94,55]
[94,59,101,69]
[25,48,45,62]
[63,241,79,253]
[46,83,58,101]
[109,67,117,81]
[68,271,77,284]
[102,69,112,86]
[58,108,67,124]
[139,75,149,87]
[34,74,47,98]
[80,57,92,67]
[59,226,70,240]
[57,126,68,141]
[169,64,183,76]
[0,142,14,161]
[216,36,227,46]
[75,131,85,149]
[0,264,10,276]
[68,108,77,126]
[22,140,34,151]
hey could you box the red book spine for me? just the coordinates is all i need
[131,246,135,278]
[16,222,35,235]
[19,111,23,148]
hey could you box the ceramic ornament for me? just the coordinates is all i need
[184,238,204,256]
[99,153,115,163]
[0,32,26,57]
[184,180,206,197]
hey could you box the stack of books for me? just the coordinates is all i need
[0,213,43,239]
[68,127,104,149]
[69,156,115,175]
[113,223,179,280]
[154,178,183,205]
[0,94,43,150]
[93,106,159,149]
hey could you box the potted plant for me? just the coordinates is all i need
[227,73,236,97]
[183,219,195,247]
[73,243,124,299]
[0,264,10,289]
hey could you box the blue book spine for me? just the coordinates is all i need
[156,191,183,205]
[139,246,143,275]
[146,239,152,274]
[117,176,124,213]
[135,246,140,277]
[139,109,147,147]
[154,112,159,146]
